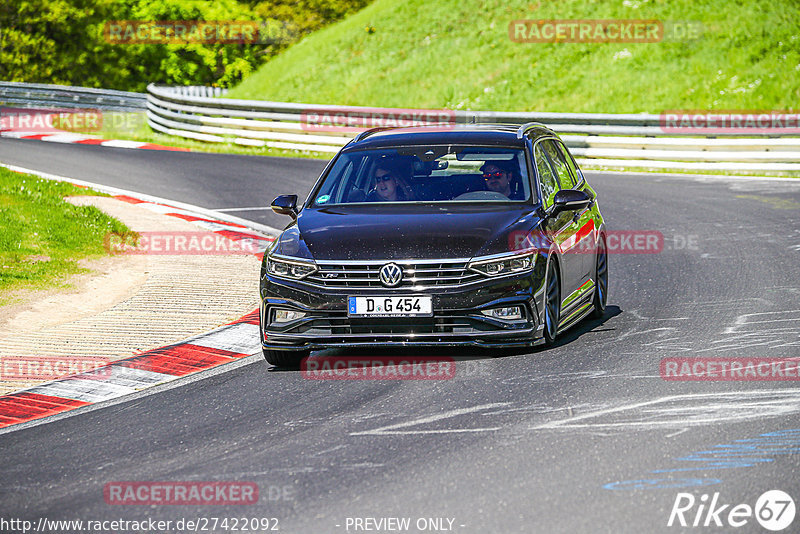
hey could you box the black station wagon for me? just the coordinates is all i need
[259,123,607,367]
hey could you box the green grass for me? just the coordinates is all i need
[229,0,799,113]
[0,168,131,302]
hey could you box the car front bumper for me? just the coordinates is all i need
[259,267,546,351]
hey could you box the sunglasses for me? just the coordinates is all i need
[375,174,395,182]
[483,171,506,180]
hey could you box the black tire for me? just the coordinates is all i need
[543,259,560,346]
[262,348,309,368]
[591,236,608,319]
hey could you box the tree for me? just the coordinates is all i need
[0,0,373,90]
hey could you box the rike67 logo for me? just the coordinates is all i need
[668,490,795,531]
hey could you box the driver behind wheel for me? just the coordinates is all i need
[480,160,524,200]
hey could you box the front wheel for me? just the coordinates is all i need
[591,237,608,319]
[543,259,560,346]
[262,348,310,368]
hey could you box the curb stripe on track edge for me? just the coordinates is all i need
[0,191,272,429]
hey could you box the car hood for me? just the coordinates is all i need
[283,204,540,261]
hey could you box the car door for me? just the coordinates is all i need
[554,139,596,282]
[534,140,586,310]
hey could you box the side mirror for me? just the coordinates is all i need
[551,189,591,216]
[271,194,298,218]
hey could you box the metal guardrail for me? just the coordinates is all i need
[146,85,800,172]
[158,86,228,98]
[2,81,797,172]
[0,81,146,112]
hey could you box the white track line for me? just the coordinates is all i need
[351,402,512,436]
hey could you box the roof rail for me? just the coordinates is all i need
[353,127,395,143]
[516,122,549,139]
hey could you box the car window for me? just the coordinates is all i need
[311,146,533,205]
[541,139,576,189]
[534,143,559,208]
[559,141,583,186]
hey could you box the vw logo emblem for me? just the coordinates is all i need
[379,263,403,287]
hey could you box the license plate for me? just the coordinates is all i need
[348,296,433,317]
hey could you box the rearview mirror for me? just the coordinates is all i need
[271,194,298,218]
[551,189,591,216]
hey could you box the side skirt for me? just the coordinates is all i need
[557,279,596,334]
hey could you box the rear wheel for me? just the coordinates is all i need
[543,260,560,346]
[262,348,309,368]
[591,237,608,319]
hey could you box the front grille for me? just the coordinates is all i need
[305,260,484,289]
[279,313,498,336]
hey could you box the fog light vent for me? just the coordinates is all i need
[272,309,306,324]
[481,306,523,320]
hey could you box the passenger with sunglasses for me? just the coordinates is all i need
[480,161,523,200]
[367,163,415,202]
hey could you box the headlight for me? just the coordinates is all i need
[469,251,536,277]
[266,255,317,280]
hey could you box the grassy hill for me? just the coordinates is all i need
[229,0,799,113]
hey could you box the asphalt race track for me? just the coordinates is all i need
[1,138,800,533]
[0,139,327,230]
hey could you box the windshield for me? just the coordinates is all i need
[311,146,533,206]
